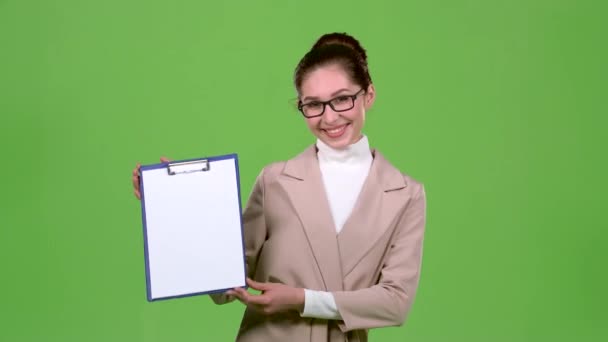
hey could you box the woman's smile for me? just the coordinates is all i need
[322,123,350,138]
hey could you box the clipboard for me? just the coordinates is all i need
[138,154,247,301]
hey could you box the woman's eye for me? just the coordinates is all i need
[308,102,323,109]
[334,96,350,104]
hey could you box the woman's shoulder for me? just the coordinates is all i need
[258,161,287,179]
[372,148,424,192]
[255,144,316,182]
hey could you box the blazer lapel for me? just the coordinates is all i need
[337,150,409,277]
[277,146,344,292]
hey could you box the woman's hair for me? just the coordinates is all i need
[294,32,372,94]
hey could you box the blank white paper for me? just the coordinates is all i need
[140,157,245,300]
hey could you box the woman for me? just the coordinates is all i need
[132,32,426,342]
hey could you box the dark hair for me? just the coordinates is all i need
[294,32,372,94]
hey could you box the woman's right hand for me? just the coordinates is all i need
[132,157,171,200]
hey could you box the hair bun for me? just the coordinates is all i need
[312,32,368,63]
[294,32,372,92]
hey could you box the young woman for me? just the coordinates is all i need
[132,32,426,342]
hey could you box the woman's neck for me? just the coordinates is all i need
[316,135,371,164]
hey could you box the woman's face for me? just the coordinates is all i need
[299,64,375,150]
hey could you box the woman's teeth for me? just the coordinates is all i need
[324,124,348,137]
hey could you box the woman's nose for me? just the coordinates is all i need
[322,105,340,123]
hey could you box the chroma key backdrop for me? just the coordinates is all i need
[1,0,606,341]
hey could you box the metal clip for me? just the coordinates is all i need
[167,159,210,175]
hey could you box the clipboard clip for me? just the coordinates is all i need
[167,159,210,175]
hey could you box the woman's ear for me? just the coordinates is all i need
[364,84,376,110]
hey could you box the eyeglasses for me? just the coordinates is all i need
[298,89,365,118]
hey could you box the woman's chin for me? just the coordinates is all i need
[318,135,352,150]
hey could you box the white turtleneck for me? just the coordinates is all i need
[300,135,373,320]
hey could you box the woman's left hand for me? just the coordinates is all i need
[227,278,305,315]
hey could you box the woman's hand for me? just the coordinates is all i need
[132,157,171,200]
[227,278,305,315]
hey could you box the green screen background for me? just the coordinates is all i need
[1,0,606,341]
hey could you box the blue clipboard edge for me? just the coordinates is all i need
[138,153,249,302]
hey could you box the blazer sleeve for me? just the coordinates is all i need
[210,168,268,305]
[332,183,427,331]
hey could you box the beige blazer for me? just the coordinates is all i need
[212,145,426,342]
